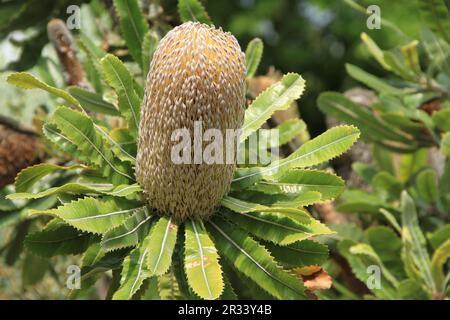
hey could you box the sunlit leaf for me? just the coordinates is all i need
[29,197,142,234]
[185,220,224,299]
[7,72,81,108]
[207,217,306,299]
[241,73,306,142]
[113,0,149,68]
[113,236,152,299]
[233,126,359,188]
[147,216,178,275]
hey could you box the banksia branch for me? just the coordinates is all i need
[136,22,246,221]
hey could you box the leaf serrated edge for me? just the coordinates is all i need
[254,168,346,202]
[100,207,152,252]
[233,125,360,184]
[208,219,306,299]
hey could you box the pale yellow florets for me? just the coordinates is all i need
[136,22,246,221]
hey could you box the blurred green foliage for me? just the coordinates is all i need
[1,0,438,134]
[169,0,430,135]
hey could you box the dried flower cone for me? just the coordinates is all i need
[0,123,42,189]
[136,22,246,221]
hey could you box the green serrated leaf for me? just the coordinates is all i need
[68,86,120,116]
[245,38,263,78]
[30,197,142,235]
[51,106,133,183]
[265,240,329,268]
[102,207,153,251]
[110,127,138,161]
[101,54,141,139]
[7,72,81,108]
[401,191,436,292]
[220,206,333,246]
[9,183,113,200]
[233,125,359,188]
[9,183,141,200]
[25,219,92,257]
[207,217,306,299]
[241,73,306,142]
[185,220,223,299]
[178,0,212,24]
[42,123,78,155]
[221,196,311,224]
[113,0,149,68]
[248,169,344,201]
[13,163,82,193]
[142,30,159,77]
[113,236,152,299]
[147,216,178,275]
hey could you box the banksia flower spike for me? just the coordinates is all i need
[0,118,42,189]
[137,22,246,221]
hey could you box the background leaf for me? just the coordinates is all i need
[113,0,149,68]
[417,0,450,43]
[245,38,263,78]
[178,0,212,24]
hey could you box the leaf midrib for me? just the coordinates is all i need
[208,221,304,298]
